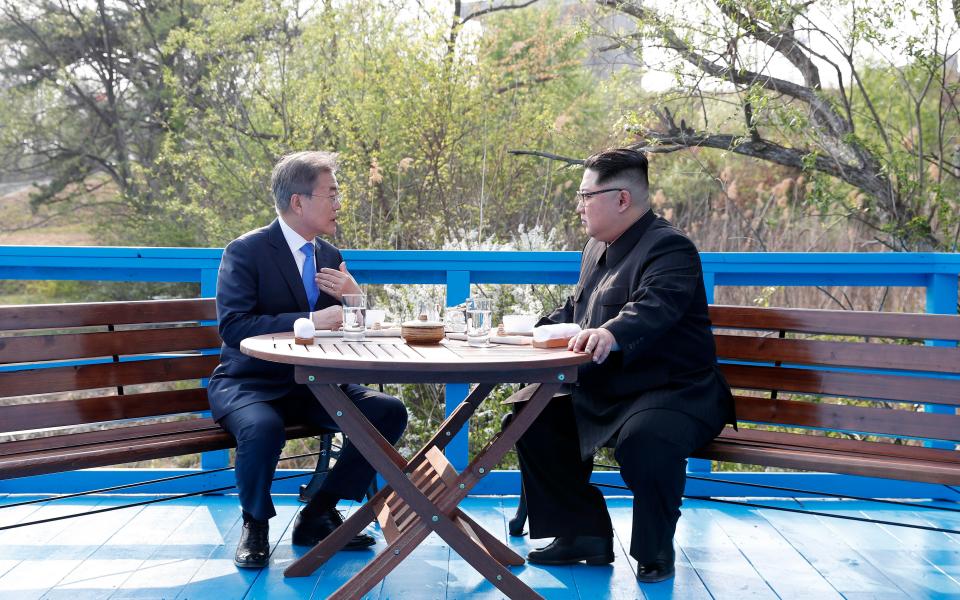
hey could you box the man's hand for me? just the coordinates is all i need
[568,328,617,364]
[311,305,343,330]
[315,262,362,300]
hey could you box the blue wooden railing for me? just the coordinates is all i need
[1,246,959,500]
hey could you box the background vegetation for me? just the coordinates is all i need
[1,0,957,469]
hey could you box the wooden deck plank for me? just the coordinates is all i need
[797,499,960,599]
[173,499,300,600]
[708,501,843,599]
[0,496,55,585]
[44,498,198,599]
[672,499,780,599]
[584,496,653,600]
[606,496,710,600]
[495,497,581,599]
[755,500,908,599]
[107,497,238,598]
[0,497,128,600]
[443,496,503,599]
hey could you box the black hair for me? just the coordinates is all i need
[583,147,649,188]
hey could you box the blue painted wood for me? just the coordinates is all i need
[582,496,661,600]
[707,501,843,599]
[0,496,127,599]
[173,498,299,600]
[754,499,908,599]
[2,246,959,497]
[494,497,581,599]
[672,499,780,599]
[43,497,189,599]
[796,499,960,599]
[443,496,507,599]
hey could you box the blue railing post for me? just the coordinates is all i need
[688,271,717,474]
[923,273,959,449]
[200,267,229,470]
[445,270,471,470]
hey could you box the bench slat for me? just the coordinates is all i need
[0,326,221,364]
[0,298,216,331]
[0,388,210,433]
[697,437,960,484]
[732,395,960,442]
[720,363,960,406]
[0,354,220,397]
[0,421,325,479]
[714,427,960,463]
[710,305,960,341]
[715,334,960,373]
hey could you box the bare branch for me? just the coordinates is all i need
[462,0,540,24]
[508,149,584,166]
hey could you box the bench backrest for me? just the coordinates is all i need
[0,298,220,437]
[709,305,960,451]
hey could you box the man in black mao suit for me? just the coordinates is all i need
[207,151,408,568]
[517,148,734,582]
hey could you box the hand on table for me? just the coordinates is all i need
[568,328,616,364]
[315,262,361,300]
[311,305,343,331]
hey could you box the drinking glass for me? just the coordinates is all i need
[465,297,492,347]
[341,294,367,341]
[445,305,466,333]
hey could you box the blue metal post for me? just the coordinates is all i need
[445,270,471,470]
[688,271,717,474]
[200,267,229,470]
[923,273,959,449]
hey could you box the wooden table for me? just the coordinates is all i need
[240,333,591,600]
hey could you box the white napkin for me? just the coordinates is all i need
[532,323,581,343]
[293,318,315,338]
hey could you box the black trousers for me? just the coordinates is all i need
[515,396,718,563]
[219,384,407,521]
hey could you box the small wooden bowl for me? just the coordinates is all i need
[401,321,445,345]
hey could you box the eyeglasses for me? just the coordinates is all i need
[301,192,342,205]
[575,188,623,204]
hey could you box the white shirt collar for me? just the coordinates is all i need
[278,214,314,256]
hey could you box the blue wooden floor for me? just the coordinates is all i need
[1,493,959,599]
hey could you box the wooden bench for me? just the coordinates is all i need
[0,298,327,481]
[508,304,960,535]
[697,305,960,484]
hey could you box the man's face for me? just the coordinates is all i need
[297,170,341,237]
[576,169,624,242]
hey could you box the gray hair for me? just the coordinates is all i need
[271,151,339,213]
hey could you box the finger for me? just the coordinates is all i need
[319,267,346,279]
[339,261,349,274]
[572,332,589,352]
[584,333,600,352]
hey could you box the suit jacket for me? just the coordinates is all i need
[541,210,735,459]
[206,219,343,422]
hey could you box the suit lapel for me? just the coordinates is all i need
[267,219,310,312]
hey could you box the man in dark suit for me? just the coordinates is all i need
[516,148,734,583]
[207,151,408,568]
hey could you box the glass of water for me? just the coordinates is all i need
[466,297,492,347]
[341,293,366,342]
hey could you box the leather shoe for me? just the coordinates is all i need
[292,507,376,549]
[234,520,270,568]
[527,535,614,565]
[636,546,675,583]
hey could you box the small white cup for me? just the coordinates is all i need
[366,309,386,328]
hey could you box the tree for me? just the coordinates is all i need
[518,0,960,251]
[0,0,199,222]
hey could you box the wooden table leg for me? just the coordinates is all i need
[285,382,495,578]
[294,381,562,599]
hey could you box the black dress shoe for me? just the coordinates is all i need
[292,507,376,549]
[636,546,675,583]
[234,520,270,568]
[527,535,615,565]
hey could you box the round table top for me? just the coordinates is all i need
[240,332,591,376]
